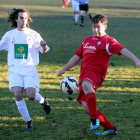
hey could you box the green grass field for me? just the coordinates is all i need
[0,0,140,139]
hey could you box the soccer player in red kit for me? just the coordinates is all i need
[57,14,140,136]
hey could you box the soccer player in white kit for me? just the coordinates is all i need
[67,0,80,25]
[0,8,51,131]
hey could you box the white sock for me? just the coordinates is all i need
[73,14,75,20]
[34,92,44,104]
[15,99,31,122]
[75,14,79,22]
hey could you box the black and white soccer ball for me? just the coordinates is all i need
[60,76,78,94]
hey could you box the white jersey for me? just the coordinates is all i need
[67,0,79,5]
[0,28,49,66]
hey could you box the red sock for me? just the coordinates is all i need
[86,93,98,119]
[97,109,115,130]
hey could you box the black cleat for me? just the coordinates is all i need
[91,119,100,130]
[42,96,51,114]
[26,120,33,131]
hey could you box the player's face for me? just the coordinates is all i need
[92,21,107,37]
[15,12,28,31]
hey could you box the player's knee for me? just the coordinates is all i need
[26,92,35,100]
[82,82,88,91]
[82,81,95,93]
[14,92,22,100]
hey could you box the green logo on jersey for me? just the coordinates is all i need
[14,44,28,59]
[97,41,101,46]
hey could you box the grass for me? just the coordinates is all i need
[0,0,140,139]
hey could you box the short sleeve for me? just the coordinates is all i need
[34,33,43,48]
[33,32,44,53]
[0,32,9,51]
[109,38,125,55]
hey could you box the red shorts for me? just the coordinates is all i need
[76,70,105,105]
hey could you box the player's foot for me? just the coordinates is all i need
[42,96,51,114]
[26,120,33,131]
[91,119,100,130]
[80,23,84,27]
[96,126,117,136]
[74,21,77,25]
[62,6,65,8]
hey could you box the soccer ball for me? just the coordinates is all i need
[60,76,78,94]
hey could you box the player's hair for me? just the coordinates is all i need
[7,8,33,28]
[92,14,107,25]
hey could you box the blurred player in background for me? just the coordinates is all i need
[78,0,92,26]
[57,14,140,136]
[67,0,80,24]
[62,0,69,8]
[0,8,51,131]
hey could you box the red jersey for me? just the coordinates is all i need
[75,34,125,86]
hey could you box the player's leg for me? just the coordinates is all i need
[8,71,32,131]
[72,4,76,24]
[79,5,84,26]
[13,87,33,131]
[24,73,51,115]
[85,4,92,20]
[73,5,79,25]
[82,80,99,130]
[81,101,117,136]
[96,109,117,136]
[86,11,92,20]
[75,5,79,24]
[62,0,66,8]
[65,0,69,7]
[25,87,51,115]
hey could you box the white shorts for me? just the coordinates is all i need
[8,66,40,92]
[72,4,79,12]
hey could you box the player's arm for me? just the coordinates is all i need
[40,40,50,54]
[119,48,140,67]
[57,55,81,76]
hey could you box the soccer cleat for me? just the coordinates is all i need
[26,120,33,131]
[42,96,51,115]
[91,119,100,130]
[80,23,84,27]
[96,126,117,136]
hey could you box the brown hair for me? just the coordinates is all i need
[7,8,33,28]
[92,14,107,25]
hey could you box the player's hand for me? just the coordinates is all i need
[40,40,46,48]
[57,69,65,76]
